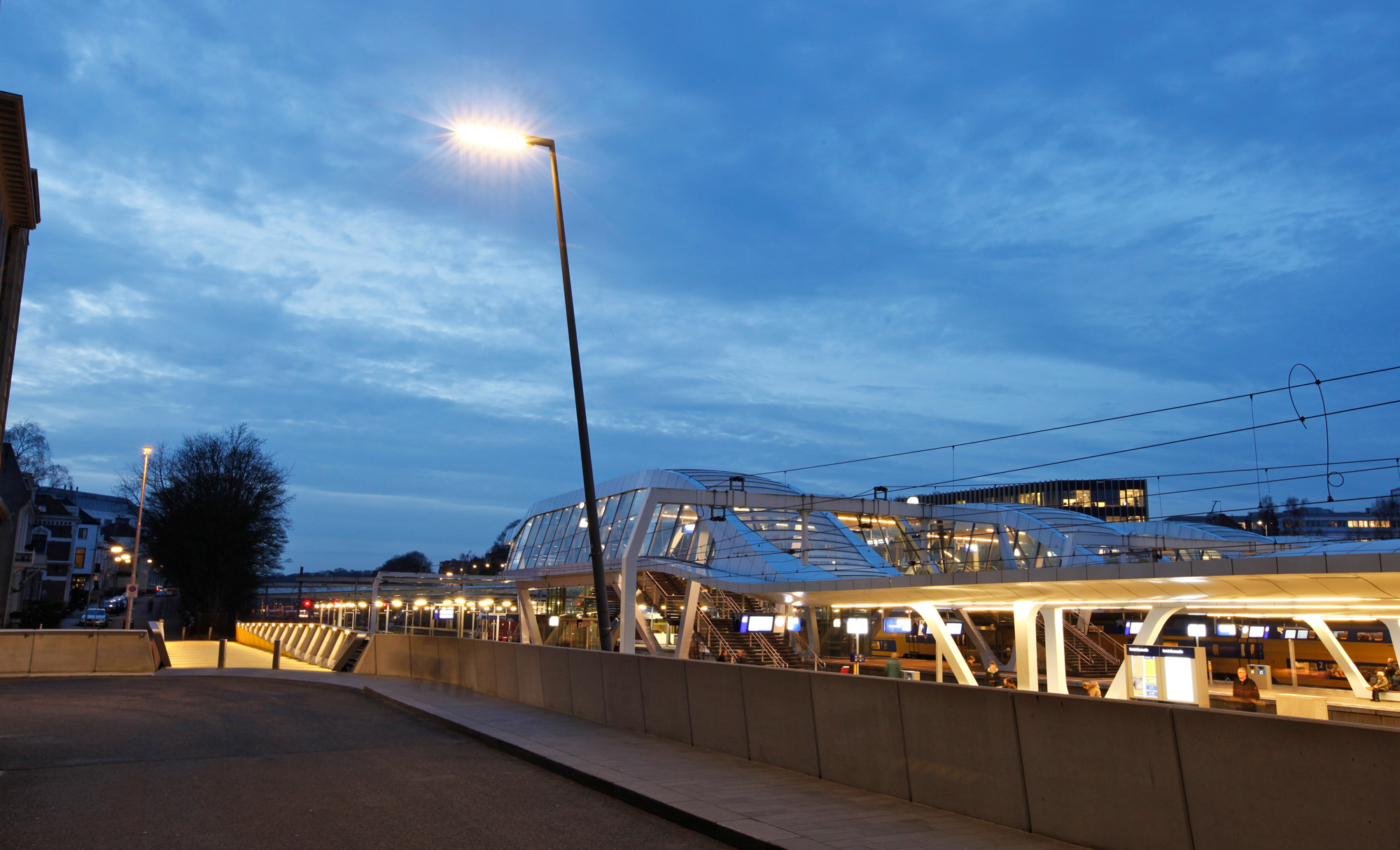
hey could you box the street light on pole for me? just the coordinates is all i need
[451,125,613,653]
[123,447,153,630]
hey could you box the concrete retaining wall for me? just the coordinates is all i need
[0,630,154,676]
[352,634,1400,850]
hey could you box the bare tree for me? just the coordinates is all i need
[5,420,74,488]
[120,424,292,636]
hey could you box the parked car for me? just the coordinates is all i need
[104,596,127,614]
[79,608,108,629]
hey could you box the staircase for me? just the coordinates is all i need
[1036,619,1120,677]
[697,591,807,668]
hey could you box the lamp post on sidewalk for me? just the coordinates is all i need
[123,447,153,630]
[451,126,613,653]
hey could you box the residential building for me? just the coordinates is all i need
[0,90,40,621]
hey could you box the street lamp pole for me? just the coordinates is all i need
[124,447,153,631]
[527,136,613,653]
[451,127,613,652]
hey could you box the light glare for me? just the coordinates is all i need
[453,125,528,150]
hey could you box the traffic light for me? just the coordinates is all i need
[302,598,313,609]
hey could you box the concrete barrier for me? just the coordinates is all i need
[683,660,748,758]
[0,630,154,676]
[30,631,99,674]
[740,665,821,777]
[600,653,646,733]
[409,635,441,681]
[474,640,498,696]
[345,632,1400,850]
[638,654,691,745]
[95,632,157,673]
[374,633,412,678]
[1014,692,1192,850]
[457,638,478,690]
[438,636,461,687]
[566,649,607,723]
[811,673,909,800]
[493,641,520,702]
[515,644,544,708]
[897,681,1029,830]
[1174,706,1400,850]
[537,645,573,714]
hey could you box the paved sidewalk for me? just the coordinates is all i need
[166,666,1078,849]
[367,676,1078,850]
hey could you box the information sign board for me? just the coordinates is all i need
[1126,645,1209,707]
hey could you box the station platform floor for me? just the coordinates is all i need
[161,663,1082,850]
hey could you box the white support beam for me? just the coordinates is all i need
[1013,601,1043,692]
[1105,605,1184,700]
[676,579,702,660]
[805,603,821,662]
[635,604,663,654]
[910,602,977,686]
[1301,615,1371,699]
[516,583,542,645]
[1044,606,1069,694]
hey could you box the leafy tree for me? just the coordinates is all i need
[5,420,74,488]
[121,424,292,635]
[379,551,433,573]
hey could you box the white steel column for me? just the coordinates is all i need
[805,604,821,661]
[1106,605,1184,699]
[1301,615,1371,699]
[676,579,702,659]
[1043,606,1069,694]
[910,602,976,685]
[516,583,543,645]
[1012,601,1043,692]
[614,492,656,655]
[1381,618,1400,700]
[620,568,642,654]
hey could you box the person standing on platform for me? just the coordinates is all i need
[986,663,1003,688]
[1232,665,1261,711]
[885,656,903,679]
[1082,681,1102,698]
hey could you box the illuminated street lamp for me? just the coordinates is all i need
[452,125,612,652]
[123,447,153,630]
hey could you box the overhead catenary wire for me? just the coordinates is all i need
[755,364,1400,477]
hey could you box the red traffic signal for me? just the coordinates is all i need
[302,599,313,608]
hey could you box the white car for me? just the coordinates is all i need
[78,608,108,628]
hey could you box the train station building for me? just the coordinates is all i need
[494,468,1400,718]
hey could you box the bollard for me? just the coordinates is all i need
[207,627,213,641]
[272,638,280,669]
[218,639,227,668]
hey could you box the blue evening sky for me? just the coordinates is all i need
[1,1,1397,571]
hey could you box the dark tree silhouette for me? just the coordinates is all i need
[379,551,433,573]
[5,420,74,488]
[121,424,291,635]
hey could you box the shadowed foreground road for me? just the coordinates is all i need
[0,677,728,850]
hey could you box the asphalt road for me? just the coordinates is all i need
[0,677,729,850]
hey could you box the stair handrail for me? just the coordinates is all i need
[695,608,739,661]
[1065,620,1124,663]
[787,626,828,670]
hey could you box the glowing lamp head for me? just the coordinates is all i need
[453,125,529,150]
[142,446,153,455]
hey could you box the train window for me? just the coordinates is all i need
[1334,630,1349,642]
[1357,631,1386,642]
